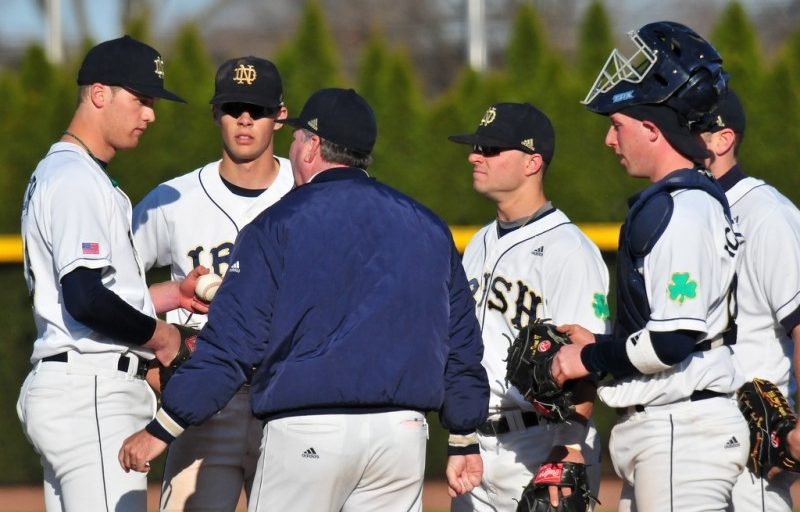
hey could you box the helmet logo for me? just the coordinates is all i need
[480,107,497,126]
[613,90,635,103]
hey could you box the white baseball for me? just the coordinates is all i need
[195,273,222,302]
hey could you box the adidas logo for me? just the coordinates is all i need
[301,447,319,459]
[725,436,740,449]
[532,246,544,256]
[228,261,241,274]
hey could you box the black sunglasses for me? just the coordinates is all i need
[471,145,511,157]
[220,102,277,120]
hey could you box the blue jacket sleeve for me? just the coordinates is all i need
[157,222,278,428]
[439,244,489,434]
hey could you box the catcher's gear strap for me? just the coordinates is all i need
[625,328,671,374]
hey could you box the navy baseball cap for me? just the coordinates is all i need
[77,35,185,103]
[210,57,284,110]
[708,90,745,135]
[284,88,377,154]
[448,103,556,163]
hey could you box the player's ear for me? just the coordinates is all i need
[714,128,736,156]
[640,119,660,142]
[211,105,222,125]
[89,83,108,108]
[525,153,545,177]
[272,105,289,131]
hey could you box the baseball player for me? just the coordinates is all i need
[15,36,187,512]
[700,90,800,511]
[120,87,490,511]
[551,22,750,511]
[132,56,294,511]
[447,102,610,511]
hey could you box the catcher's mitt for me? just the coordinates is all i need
[737,377,800,475]
[159,324,200,392]
[515,462,594,512]
[505,321,575,422]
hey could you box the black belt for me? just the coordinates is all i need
[477,411,539,436]
[616,389,727,416]
[42,352,148,380]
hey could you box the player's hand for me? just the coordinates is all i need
[551,344,589,387]
[557,324,596,346]
[446,453,483,497]
[118,429,167,473]
[787,420,800,460]
[147,322,182,366]
[179,265,210,314]
[545,445,584,506]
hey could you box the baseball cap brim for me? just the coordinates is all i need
[127,84,186,103]
[448,133,530,152]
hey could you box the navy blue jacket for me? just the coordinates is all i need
[159,167,489,435]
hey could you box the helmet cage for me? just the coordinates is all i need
[582,30,658,106]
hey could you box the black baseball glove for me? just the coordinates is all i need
[737,377,800,475]
[505,321,575,422]
[159,324,200,392]
[515,462,594,512]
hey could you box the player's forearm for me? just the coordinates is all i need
[149,281,182,314]
[581,329,698,379]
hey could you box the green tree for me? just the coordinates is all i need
[710,1,763,98]
[576,0,614,85]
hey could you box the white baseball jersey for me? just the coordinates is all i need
[454,207,609,512]
[132,157,293,512]
[132,157,294,328]
[598,188,745,408]
[726,177,800,393]
[463,208,611,412]
[21,142,155,362]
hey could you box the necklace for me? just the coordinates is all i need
[62,130,119,187]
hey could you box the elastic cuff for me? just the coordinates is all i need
[448,444,480,456]
[145,408,186,443]
[448,432,479,455]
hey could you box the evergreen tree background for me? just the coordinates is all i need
[0,0,798,485]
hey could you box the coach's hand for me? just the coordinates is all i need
[446,453,483,497]
[119,429,167,473]
[557,324,596,346]
[551,344,590,387]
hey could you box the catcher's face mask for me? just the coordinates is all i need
[581,30,657,108]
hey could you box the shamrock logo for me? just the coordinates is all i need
[668,272,697,303]
[592,293,610,320]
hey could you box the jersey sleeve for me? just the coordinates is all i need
[643,196,723,336]
[546,235,611,335]
[132,184,173,271]
[48,169,115,279]
[750,204,800,333]
[159,221,278,426]
[440,243,490,433]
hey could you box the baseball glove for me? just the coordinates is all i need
[737,377,800,475]
[515,462,594,512]
[505,321,575,422]
[159,324,200,392]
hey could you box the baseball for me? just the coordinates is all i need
[195,273,222,302]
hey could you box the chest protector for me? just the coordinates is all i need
[614,168,734,340]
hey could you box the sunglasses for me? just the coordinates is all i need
[220,102,277,120]
[471,145,511,157]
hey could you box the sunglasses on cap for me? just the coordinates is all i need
[471,145,513,157]
[220,102,278,120]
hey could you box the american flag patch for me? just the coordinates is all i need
[81,242,100,255]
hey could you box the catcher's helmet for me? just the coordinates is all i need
[582,21,727,131]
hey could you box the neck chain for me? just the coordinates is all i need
[63,130,118,187]
[63,130,96,160]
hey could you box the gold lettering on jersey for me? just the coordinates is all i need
[233,64,257,85]
[154,57,165,78]
[308,118,319,130]
[521,138,535,151]
[480,107,496,126]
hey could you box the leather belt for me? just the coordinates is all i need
[42,352,149,380]
[477,411,539,436]
[616,389,727,416]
